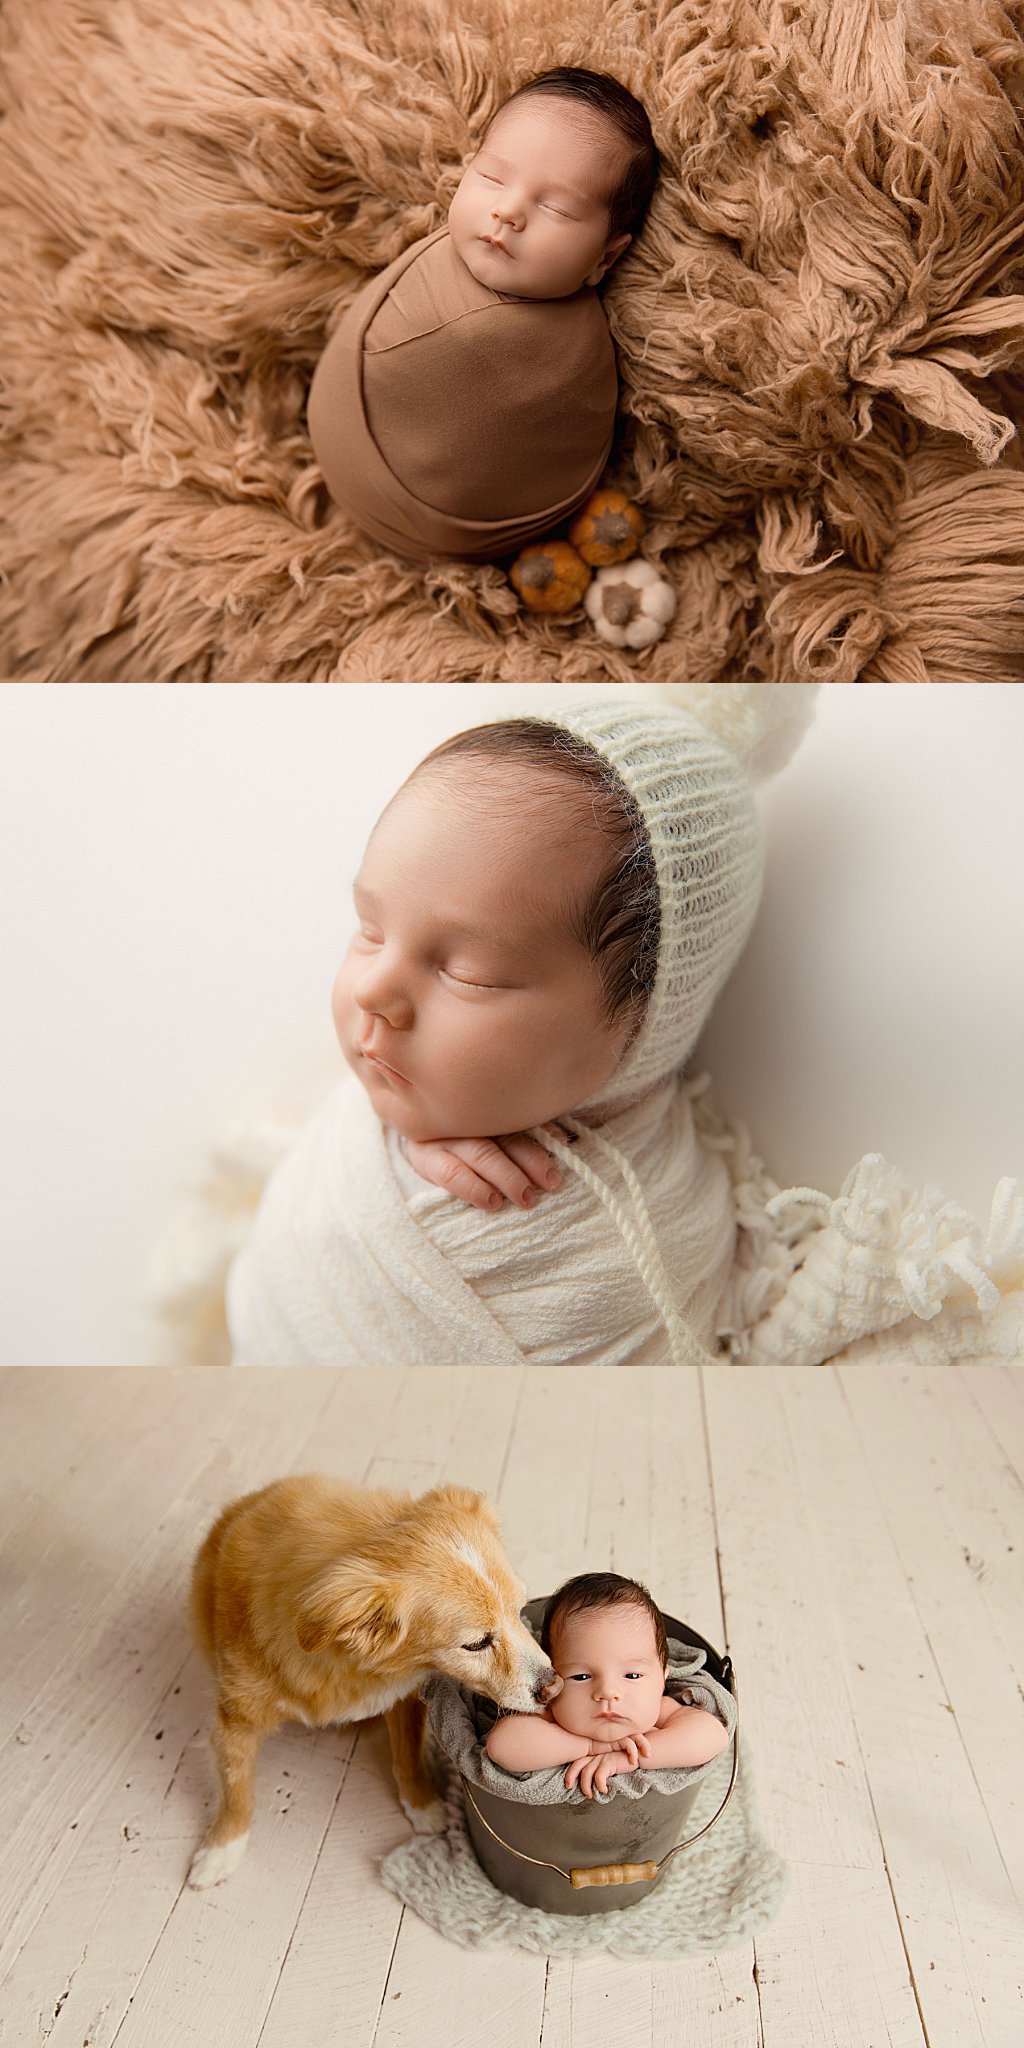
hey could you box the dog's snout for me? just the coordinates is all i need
[534,1667,562,1706]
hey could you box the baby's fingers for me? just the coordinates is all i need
[402,1139,506,1211]
[499,1132,562,1192]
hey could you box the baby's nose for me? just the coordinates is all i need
[353,963,412,1027]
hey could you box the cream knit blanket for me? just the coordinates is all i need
[218,1069,1022,1369]
[380,1739,786,1959]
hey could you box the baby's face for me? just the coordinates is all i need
[332,763,633,1144]
[448,97,632,300]
[548,1605,666,1743]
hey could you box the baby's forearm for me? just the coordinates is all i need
[644,1705,730,1770]
[486,1714,592,1771]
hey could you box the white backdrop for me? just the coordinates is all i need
[1,683,1021,1366]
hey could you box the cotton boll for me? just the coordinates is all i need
[585,560,677,648]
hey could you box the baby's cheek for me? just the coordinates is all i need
[330,959,354,1043]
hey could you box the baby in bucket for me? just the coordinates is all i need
[486,1573,730,1797]
[420,1571,739,1917]
[307,68,659,562]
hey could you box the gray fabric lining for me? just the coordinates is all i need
[423,1636,737,1806]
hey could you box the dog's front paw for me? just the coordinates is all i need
[187,1830,250,1889]
[402,1796,447,1836]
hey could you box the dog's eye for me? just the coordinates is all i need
[462,1635,494,1653]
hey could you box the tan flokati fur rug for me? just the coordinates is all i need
[2,0,1023,682]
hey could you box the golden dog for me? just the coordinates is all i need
[187,1473,558,1887]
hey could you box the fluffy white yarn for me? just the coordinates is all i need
[380,1742,788,1959]
[639,683,820,781]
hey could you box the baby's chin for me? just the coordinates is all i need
[448,226,579,300]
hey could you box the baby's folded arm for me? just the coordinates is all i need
[485,1713,590,1771]
[643,1701,730,1769]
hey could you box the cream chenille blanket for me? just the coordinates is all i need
[213,1067,1023,1369]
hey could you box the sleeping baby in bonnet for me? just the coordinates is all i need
[226,691,802,1368]
[306,68,659,562]
[486,1574,730,1799]
[192,685,1021,1369]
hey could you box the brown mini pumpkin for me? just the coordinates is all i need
[568,488,645,566]
[509,540,592,614]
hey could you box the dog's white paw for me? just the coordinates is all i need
[402,1797,447,1836]
[187,1831,250,1889]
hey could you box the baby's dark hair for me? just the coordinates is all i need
[490,67,660,242]
[411,718,659,1036]
[541,1572,669,1668]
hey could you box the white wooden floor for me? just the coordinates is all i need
[0,1366,1021,2048]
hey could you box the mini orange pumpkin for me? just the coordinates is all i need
[509,540,592,614]
[568,488,645,566]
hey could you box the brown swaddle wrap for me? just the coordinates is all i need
[307,227,618,562]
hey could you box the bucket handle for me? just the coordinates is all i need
[464,1680,740,1891]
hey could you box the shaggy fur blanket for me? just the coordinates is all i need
[2,0,1023,682]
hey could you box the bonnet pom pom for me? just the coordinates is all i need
[639,684,819,783]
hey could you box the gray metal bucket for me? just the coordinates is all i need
[461,1599,737,1917]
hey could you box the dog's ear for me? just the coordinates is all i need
[296,1572,409,1658]
[427,1484,500,1533]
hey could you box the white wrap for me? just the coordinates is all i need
[218,1070,1023,1369]
[226,1073,739,1367]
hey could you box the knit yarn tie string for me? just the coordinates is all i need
[530,1118,719,1367]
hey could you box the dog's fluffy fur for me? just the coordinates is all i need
[187,1473,557,1889]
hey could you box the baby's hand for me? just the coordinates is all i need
[565,1745,643,1799]
[402,1129,562,1212]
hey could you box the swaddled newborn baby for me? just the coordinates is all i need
[226,697,771,1368]
[307,68,659,561]
[486,1575,730,1799]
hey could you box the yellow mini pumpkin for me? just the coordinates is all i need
[568,488,645,566]
[509,540,592,614]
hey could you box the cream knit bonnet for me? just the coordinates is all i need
[518,683,819,1365]
[539,685,820,1111]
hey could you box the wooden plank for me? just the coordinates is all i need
[248,1368,536,2048]
[957,1363,1024,1487]
[0,1370,154,1553]
[0,1647,207,2047]
[549,1368,759,2047]
[372,1912,545,2048]
[291,1368,595,2048]
[282,1366,412,1484]
[0,1370,339,1984]
[112,1711,357,2048]
[255,1718,409,2048]
[0,1367,211,1564]
[798,1366,1023,2046]
[493,1367,601,1598]
[0,1368,231,1742]
[0,1646,360,2048]
[838,1364,1024,1903]
[539,1950,760,2048]
[703,1367,928,2048]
